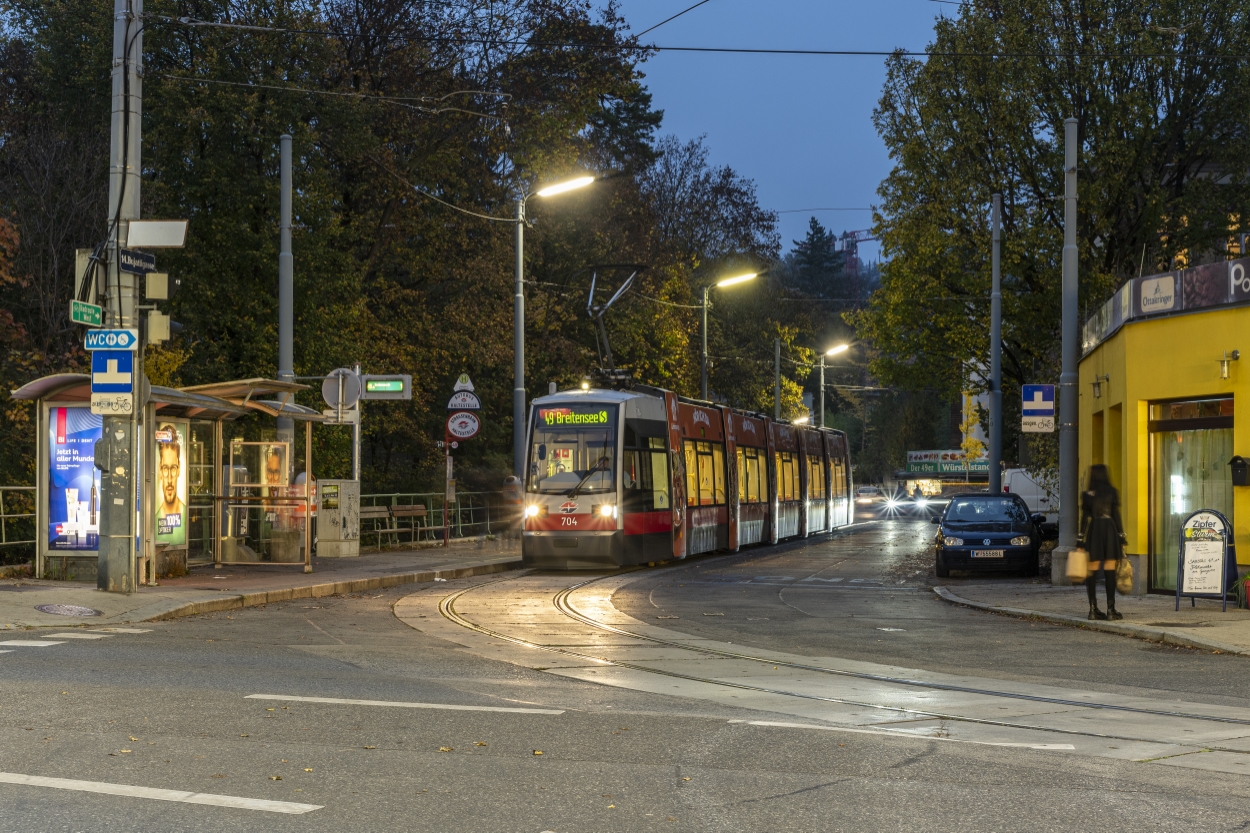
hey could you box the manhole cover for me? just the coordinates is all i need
[34,604,102,617]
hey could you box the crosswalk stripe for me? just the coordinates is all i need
[0,640,65,647]
[0,772,322,814]
[246,694,564,714]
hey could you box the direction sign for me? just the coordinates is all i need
[91,350,134,394]
[362,374,412,400]
[84,329,138,351]
[447,411,481,440]
[447,391,481,411]
[1021,384,1056,433]
[118,248,156,274]
[70,299,102,327]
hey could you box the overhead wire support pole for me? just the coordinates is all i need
[513,198,526,480]
[277,134,294,449]
[701,286,710,400]
[989,193,1002,493]
[820,355,825,428]
[1055,118,1080,582]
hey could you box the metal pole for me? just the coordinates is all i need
[99,0,143,593]
[989,193,1002,493]
[774,337,781,419]
[701,286,710,400]
[819,355,825,428]
[277,134,294,447]
[513,198,526,478]
[1055,118,1080,581]
[352,362,361,481]
[303,419,312,573]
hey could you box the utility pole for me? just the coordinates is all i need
[701,286,710,400]
[989,193,1002,493]
[513,199,526,479]
[352,362,362,480]
[1055,118,1079,582]
[277,134,294,449]
[774,338,781,420]
[819,355,826,428]
[98,0,143,593]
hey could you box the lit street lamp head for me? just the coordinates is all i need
[535,176,595,198]
[716,272,757,288]
[793,415,810,425]
[826,343,849,356]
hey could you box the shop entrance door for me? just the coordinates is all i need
[1149,398,1234,592]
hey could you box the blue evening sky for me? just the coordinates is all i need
[614,0,948,261]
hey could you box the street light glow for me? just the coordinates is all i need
[535,176,595,198]
[716,272,757,288]
[826,343,850,356]
[793,415,810,425]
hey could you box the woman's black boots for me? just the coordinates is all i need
[1105,570,1122,620]
[1086,576,1107,620]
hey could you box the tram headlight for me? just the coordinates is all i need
[525,504,540,518]
[594,503,617,518]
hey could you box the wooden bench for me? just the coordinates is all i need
[390,504,447,543]
[358,505,397,548]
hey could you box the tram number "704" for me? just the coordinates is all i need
[560,516,578,526]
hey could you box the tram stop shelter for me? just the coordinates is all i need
[11,374,328,583]
[1076,257,1250,594]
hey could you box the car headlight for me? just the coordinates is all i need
[1010,536,1031,546]
[943,536,964,546]
[525,504,540,517]
[856,498,872,504]
[885,500,898,509]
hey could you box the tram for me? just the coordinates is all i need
[521,385,854,569]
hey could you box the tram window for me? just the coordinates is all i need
[775,451,799,501]
[684,440,726,506]
[527,403,617,494]
[738,447,763,504]
[808,458,825,499]
[623,438,670,511]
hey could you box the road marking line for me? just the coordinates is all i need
[730,720,1075,750]
[245,694,564,715]
[93,628,151,634]
[43,633,112,640]
[0,772,322,814]
[0,650,10,654]
[0,640,64,647]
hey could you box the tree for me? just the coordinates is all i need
[787,217,844,298]
[853,0,1250,433]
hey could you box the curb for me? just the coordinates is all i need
[933,585,1250,657]
[144,559,523,623]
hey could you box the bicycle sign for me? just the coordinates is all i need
[90,392,133,415]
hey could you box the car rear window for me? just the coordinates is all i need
[945,498,1028,523]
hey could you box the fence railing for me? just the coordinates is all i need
[359,490,515,548]
[0,486,35,556]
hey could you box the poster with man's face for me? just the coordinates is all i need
[154,421,188,546]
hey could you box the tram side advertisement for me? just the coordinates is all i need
[48,406,102,550]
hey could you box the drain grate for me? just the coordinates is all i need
[34,604,102,617]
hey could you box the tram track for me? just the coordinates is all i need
[436,568,1250,751]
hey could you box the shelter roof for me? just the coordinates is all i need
[179,378,309,402]
[10,374,250,421]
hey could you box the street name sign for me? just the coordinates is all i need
[447,390,481,410]
[70,299,103,327]
[118,248,156,274]
[84,329,138,351]
[1021,384,1056,433]
[361,374,412,400]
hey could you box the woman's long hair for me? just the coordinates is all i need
[1086,464,1117,514]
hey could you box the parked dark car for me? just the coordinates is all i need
[931,493,1044,577]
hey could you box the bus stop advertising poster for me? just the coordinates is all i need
[48,406,102,550]
[154,420,189,547]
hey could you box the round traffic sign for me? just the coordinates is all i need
[322,368,361,408]
[447,411,480,440]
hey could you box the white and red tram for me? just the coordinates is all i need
[522,385,853,568]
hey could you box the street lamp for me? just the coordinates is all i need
[819,343,850,428]
[701,272,758,400]
[514,174,596,478]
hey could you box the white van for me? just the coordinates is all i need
[1002,468,1057,524]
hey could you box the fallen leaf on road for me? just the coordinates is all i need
[439,747,452,752]
[266,708,275,712]
[682,777,690,781]
[364,746,377,749]
[119,750,131,754]
[607,804,615,809]
[532,750,543,756]
[270,776,282,781]
[211,774,226,778]
[304,768,313,772]
[474,742,487,747]
[240,734,249,737]
[60,692,67,695]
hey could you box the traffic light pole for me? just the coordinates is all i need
[99,0,143,593]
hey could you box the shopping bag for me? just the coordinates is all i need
[1066,547,1089,583]
[1116,557,1133,594]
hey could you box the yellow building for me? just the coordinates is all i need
[1079,259,1248,594]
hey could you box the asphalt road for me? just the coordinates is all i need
[3,520,1250,831]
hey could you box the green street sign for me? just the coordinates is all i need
[70,299,103,327]
[366,379,403,393]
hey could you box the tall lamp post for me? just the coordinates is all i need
[513,175,595,479]
[701,272,757,400]
[819,343,850,427]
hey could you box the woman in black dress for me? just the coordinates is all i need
[1079,464,1126,620]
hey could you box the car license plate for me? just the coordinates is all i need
[972,550,1004,558]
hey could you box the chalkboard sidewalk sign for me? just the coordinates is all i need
[1176,509,1235,612]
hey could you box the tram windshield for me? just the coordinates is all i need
[527,403,618,495]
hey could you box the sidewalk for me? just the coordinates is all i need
[0,538,521,630]
[936,581,1250,656]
